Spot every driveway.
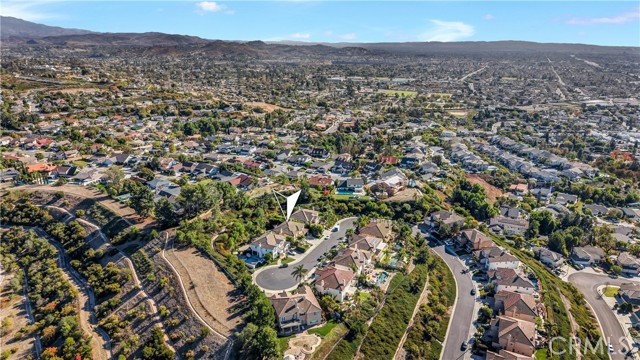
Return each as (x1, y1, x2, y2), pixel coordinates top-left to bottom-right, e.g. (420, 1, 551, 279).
(254, 217, 356, 291)
(567, 272, 640, 359)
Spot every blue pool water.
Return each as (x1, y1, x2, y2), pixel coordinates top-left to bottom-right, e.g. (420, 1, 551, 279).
(376, 271, 389, 285)
(336, 189, 354, 195)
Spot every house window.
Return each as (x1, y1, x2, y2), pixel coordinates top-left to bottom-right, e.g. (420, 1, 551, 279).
(281, 316, 286, 322)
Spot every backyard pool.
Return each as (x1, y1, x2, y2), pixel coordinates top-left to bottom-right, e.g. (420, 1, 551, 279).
(376, 271, 390, 285)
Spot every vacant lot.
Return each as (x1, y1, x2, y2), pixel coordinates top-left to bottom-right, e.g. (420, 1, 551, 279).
(465, 174, 503, 204)
(164, 244, 243, 336)
(0, 273, 35, 360)
(245, 101, 289, 113)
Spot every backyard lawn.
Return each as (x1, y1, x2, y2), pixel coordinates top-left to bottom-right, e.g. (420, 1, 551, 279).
(309, 320, 338, 338)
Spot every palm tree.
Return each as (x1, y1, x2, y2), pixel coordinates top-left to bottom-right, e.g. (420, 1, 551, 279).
(292, 264, 308, 284)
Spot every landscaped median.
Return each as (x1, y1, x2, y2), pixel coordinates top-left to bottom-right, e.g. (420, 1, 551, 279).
(491, 235, 608, 360)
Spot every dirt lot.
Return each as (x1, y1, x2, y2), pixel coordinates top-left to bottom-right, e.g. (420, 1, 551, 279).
(465, 174, 503, 204)
(244, 102, 289, 113)
(0, 273, 36, 360)
(384, 188, 423, 203)
(163, 244, 243, 336)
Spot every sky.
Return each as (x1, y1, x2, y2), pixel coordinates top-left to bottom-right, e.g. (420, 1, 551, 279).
(1, 1, 639, 46)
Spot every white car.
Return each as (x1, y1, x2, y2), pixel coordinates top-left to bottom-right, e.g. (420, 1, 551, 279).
(608, 344, 614, 352)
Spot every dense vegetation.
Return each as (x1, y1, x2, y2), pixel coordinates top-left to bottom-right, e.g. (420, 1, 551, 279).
(0, 228, 93, 360)
(404, 252, 456, 360)
(359, 258, 430, 359)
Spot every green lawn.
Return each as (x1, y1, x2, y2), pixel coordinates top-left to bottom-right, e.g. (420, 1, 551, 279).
(535, 348, 548, 360)
(308, 320, 338, 338)
(281, 257, 295, 264)
(603, 286, 619, 297)
(310, 323, 349, 360)
(278, 335, 293, 352)
(380, 89, 417, 97)
(72, 160, 89, 168)
(333, 194, 355, 200)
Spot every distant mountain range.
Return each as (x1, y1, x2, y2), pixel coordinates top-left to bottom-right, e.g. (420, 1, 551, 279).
(0, 16, 94, 38)
(2, 16, 637, 57)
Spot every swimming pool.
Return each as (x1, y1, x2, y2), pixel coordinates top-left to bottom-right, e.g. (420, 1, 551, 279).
(376, 271, 389, 285)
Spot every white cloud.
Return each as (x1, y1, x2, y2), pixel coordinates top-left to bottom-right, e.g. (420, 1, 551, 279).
(419, 20, 475, 42)
(196, 2, 226, 13)
(290, 32, 311, 39)
(483, 14, 494, 21)
(0, 0, 59, 21)
(335, 33, 357, 40)
(566, 8, 639, 25)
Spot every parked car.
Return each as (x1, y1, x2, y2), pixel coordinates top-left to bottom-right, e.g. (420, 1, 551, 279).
(460, 341, 468, 351)
(608, 344, 614, 352)
(470, 288, 476, 296)
(280, 263, 289, 268)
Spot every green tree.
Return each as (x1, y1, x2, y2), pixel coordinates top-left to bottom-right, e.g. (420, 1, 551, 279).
(155, 198, 177, 227)
(130, 185, 155, 217)
(236, 324, 281, 360)
(291, 264, 309, 284)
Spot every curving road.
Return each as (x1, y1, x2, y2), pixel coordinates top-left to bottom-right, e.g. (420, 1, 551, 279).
(254, 218, 356, 291)
(567, 272, 640, 360)
(431, 242, 476, 360)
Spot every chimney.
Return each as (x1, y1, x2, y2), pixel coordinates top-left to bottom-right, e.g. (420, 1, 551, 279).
(342, 279, 346, 287)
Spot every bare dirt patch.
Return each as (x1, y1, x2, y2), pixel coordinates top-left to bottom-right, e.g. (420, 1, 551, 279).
(164, 244, 243, 336)
(383, 188, 423, 203)
(286, 333, 322, 357)
(245, 102, 289, 113)
(465, 174, 503, 204)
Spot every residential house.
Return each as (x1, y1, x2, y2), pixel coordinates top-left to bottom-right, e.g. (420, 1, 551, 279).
(532, 247, 565, 269)
(584, 204, 608, 217)
(273, 221, 308, 238)
(486, 349, 532, 360)
(269, 285, 322, 334)
(309, 175, 333, 187)
(509, 183, 529, 196)
(490, 316, 536, 356)
(456, 229, 495, 251)
(618, 283, 640, 305)
(488, 268, 535, 294)
(489, 216, 529, 236)
(313, 265, 356, 302)
(70, 170, 103, 186)
(425, 210, 465, 233)
(570, 246, 605, 266)
(359, 220, 393, 241)
(530, 188, 552, 203)
(289, 209, 321, 225)
(349, 235, 387, 258)
(249, 232, 289, 259)
(333, 248, 372, 274)
(617, 252, 640, 276)
(336, 178, 364, 194)
(555, 193, 578, 205)
(494, 291, 538, 323)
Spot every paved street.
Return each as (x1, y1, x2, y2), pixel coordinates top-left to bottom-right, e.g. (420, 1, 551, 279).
(431, 242, 477, 360)
(254, 218, 356, 291)
(567, 272, 640, 360)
